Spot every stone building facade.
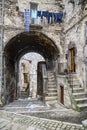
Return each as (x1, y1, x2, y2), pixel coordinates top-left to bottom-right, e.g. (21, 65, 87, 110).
(0, 0, 87, 110)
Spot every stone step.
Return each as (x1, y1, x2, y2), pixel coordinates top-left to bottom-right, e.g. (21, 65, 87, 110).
(45, 96, 58, 101)
(20, 91, 29, 98)
(48, 82, 56, 85)
(73, 92, 87, 98)
(48, 76, 55, 79)
(48, 85, 57, 88)
(77, 103, 87, 111)
(68, 78, 79, 82)
(75, 98, 87, 104)
(48, 78, 55, 82)
(47, 92, 57, 96)
(73, 88, 84, 93)
(70, 84, 80, 88)
(48, 88, 57, 92)
(47, 72, 54, 74)
(69, 82, 80, 86)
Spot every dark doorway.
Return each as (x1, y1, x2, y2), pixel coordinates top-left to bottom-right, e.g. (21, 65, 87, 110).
(70, 47, 76, 72)
(37, 61, 46, 100)
(60, 85, 64, 104)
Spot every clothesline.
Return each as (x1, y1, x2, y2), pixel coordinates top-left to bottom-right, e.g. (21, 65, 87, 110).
(19, 10, 63, 23)
(37, 11, 63, 23)
(23, 9, 63, 32)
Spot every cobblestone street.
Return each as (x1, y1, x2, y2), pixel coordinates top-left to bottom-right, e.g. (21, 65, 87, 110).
(0, 98, 86, 129)
(0, 110, 84, 130)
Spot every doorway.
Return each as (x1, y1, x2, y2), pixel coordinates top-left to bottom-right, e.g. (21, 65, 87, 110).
(69, 47, 76, 72)
(60, 85, 64, 104)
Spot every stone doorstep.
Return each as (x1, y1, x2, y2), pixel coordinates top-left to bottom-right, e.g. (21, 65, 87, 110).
(77, 103, 87, 108)
(75, 98, 87, 102)
(82, 119, 87, 129)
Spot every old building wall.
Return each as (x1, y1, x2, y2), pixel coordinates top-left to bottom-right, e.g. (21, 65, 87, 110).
(4, 0, 63, 54)
(63, 0, 87, 89)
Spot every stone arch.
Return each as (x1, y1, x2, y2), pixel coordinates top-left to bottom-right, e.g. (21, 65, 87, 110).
(3, 31, 60, 103)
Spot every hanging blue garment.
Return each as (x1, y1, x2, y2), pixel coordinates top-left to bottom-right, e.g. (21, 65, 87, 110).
(42, 11, 47, 17)
(53, 13, 57, 23)
(54, 13, 63, 23)
(47, 12, 52, 23)
(49, 12, 52, 17)
(37, 11, 41, 17)
(57, 13, 63, 23)
(24, 9, 30, 32)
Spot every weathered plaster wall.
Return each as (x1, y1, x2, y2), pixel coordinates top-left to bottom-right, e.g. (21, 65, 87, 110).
(4, 0, 63, 54)
(63, 0, 87, 88)
(57, 75, 71, 108)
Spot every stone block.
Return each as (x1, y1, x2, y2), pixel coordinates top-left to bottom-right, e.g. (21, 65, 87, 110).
(82, 119, 87, 130)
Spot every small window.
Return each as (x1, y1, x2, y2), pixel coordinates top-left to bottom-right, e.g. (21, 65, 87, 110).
(30, 3, 38, 24)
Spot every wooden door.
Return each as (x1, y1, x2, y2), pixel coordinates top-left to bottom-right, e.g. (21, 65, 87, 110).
(70, 48, 75, 72)
(60, 86, 64, 104)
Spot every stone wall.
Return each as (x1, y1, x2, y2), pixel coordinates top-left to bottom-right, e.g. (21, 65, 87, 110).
(63, 0, 87, 90)
(4, 0, 63, 54)
(57, 75, 71, 108)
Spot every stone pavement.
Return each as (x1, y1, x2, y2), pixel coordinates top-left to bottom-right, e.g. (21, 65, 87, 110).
(3, 98, 67, 113)
(3, 98, 87, 124)
(0, 110, 84, 130)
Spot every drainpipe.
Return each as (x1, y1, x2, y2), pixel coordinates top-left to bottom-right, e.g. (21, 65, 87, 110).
(0, 0, 5, 106)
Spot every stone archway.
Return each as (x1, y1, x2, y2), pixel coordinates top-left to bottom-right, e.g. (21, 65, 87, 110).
(3, 31, 60, 103)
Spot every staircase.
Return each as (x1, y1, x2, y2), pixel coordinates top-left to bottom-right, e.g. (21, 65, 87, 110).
(68, 75, 87, 111)
(20, 90, 29, 98)
(45, 71, 58, 102)
(20, 85, 29, 98)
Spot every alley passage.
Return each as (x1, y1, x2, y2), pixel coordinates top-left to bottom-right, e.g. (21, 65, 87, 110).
(1, 98, 87, 127)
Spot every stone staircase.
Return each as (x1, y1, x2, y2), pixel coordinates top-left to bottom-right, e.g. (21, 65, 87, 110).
(45, 71, 58, 102)
(68, 75, 87, 111)
(20, 90, 29, 98)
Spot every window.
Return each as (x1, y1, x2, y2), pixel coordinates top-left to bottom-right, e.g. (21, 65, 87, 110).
(30, 3, 38, 24)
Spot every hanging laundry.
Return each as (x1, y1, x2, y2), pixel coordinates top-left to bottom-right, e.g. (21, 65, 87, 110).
(48, 12, 52, 23)
(54, 13, 63, 23)
(57, 13, 63, 23)
(53, 13, 57, 23)
(31, 10, 37, 18)
(37, 10, 63, 24)
(37, 11, 41, 17)
(24, 9, 30, 32)
(42, 11, 47, 17)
